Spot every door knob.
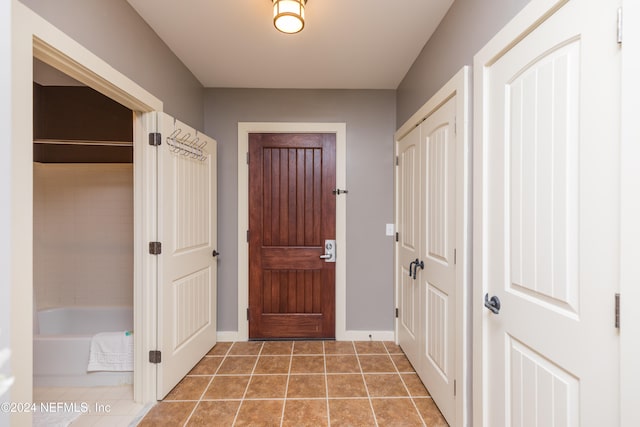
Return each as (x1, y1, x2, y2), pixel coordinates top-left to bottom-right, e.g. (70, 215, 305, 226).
(484, 293, 501, 314)
(408, 260, 416, 277)
(212, 250, 220, 257)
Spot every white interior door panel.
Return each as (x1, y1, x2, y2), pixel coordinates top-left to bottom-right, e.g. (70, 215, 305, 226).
(396, 125, 422, 367)
(154, 112, 218, 399)
(475, 0, 621, 424)
(418, 96, 457, 423)
(396, 96, 458, 425)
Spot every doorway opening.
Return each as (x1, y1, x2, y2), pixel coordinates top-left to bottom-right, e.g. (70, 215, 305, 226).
(26, 30, 163, 406)
(31, 58, 139, 421)
(8, 12, 165, 416)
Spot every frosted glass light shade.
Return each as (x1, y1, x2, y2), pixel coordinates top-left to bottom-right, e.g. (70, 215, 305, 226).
(273, 0, 306, 34)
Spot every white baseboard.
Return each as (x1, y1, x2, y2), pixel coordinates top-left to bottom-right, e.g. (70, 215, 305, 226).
(341, 330, 395, 341)
(216, 331, 240, 342)
(216, 330, 395, 342)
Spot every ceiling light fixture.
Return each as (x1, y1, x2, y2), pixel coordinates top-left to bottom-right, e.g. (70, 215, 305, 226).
(272, 0, 307, 34)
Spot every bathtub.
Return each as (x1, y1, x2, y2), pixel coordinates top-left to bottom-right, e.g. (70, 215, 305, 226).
(33, 306, 134, 387)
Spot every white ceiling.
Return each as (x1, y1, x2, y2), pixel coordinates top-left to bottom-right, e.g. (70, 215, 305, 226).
(126, 0, 454, 90)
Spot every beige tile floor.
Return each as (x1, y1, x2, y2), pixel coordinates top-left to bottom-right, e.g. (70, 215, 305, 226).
(33, 384, 145, 426)
(139, 341, 449, 426)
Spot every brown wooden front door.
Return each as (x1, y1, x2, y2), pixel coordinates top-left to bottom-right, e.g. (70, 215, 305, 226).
(249, 133, 336, 339)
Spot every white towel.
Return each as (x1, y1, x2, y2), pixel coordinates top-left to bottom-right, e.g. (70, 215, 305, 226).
(87, 331, 133, 372)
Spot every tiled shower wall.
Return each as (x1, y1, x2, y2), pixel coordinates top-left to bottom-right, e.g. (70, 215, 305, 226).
(33, 163, 133, 311)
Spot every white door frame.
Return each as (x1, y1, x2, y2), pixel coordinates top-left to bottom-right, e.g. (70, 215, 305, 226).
(394, 66, 471, 426)
(237, 122, 347, 341)
(10, 3, 163, 418)
(620, 0, 640, 425)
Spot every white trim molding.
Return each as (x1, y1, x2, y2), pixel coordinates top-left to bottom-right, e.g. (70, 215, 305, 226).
(341, 330, 395, 342)
(217, 331, 241, 342)
(237, 122, 347, 341)
(620, 1, 640, 425)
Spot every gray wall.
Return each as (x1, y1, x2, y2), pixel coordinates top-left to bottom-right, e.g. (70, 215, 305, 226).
(1, 0, 11, 421)
(19, 0, 204, 129)
(396, 0, 530, 126)
(17, 0, 534, 336)
(204, 89, 397, 332)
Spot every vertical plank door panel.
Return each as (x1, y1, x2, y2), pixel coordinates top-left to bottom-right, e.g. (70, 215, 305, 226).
(249, 133, 336, 338)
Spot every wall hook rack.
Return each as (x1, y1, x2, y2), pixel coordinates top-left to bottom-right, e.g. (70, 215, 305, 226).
(165, 127, 208, 162)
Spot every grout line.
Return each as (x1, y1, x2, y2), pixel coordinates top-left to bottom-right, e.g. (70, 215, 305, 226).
(178, 396, 397, 402)
(230, 341, 264, 426)
(228, 342, 247, 427)
(354, 341, 379, 427)
(391, 347, 427, 426)
(279, 341, 295, 427)
(323, 341, 331, 427)
(182, 343, 234, 427)
(188, 396, 423, 402)
(181, 377, 212, 427)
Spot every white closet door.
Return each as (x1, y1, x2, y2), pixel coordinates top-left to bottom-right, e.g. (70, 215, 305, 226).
(475, 0, 621, 424)
(396, 96, 458, 425)
(155, 112, 218, 399)
(418, 96, 457, 424)
(396, 125, 422, 365)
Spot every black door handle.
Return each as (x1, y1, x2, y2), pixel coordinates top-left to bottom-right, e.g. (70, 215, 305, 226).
(484, 293, 501, 314)
(409, 260, 416, 277)
(212, 250, 220, 257)
(412, 258, 424, 280)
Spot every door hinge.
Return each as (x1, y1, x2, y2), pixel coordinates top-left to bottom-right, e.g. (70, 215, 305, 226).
(246, 230, 250, 242)
(395, 308, 399, 318)
(149, 241, 162, 255)
(615, 293, 621, 329)
(454, 379, 457, 396)
(246, 152, 249, 164)
(454, 249, 457, 265)
(149, 350, 161, 364)
(247, 308, 250, 321)
(149, 132, 161, 146)
(395, 232, 399, 242)
(617, 7, 623, 44)
(454, 117, 457, 135)
(395, 156, 399, 166)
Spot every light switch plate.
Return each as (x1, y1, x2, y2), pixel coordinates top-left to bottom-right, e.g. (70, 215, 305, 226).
(386, 223, 395, 236)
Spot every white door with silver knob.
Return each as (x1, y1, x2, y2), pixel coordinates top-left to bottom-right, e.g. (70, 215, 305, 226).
(474, 0, 621, 424)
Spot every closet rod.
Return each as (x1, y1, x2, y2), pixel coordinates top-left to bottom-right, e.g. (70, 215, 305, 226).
(33, 139, 133, 147)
